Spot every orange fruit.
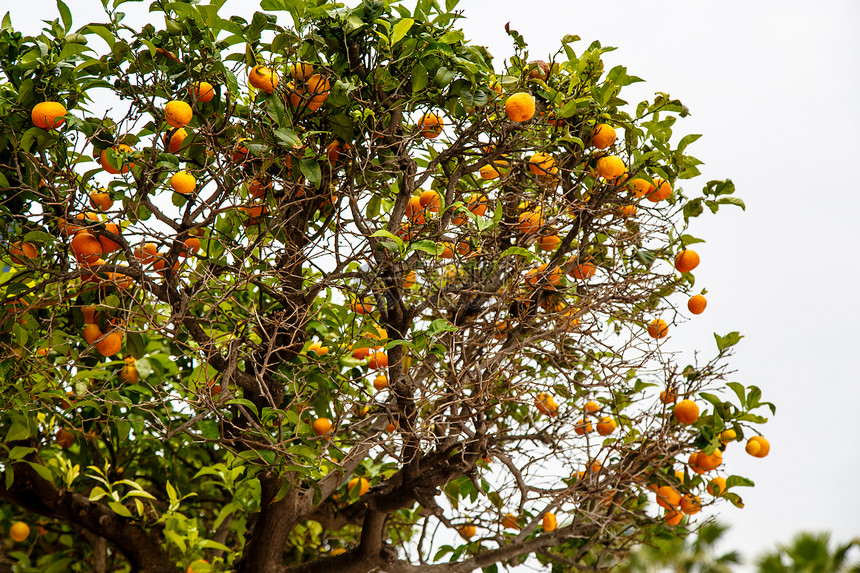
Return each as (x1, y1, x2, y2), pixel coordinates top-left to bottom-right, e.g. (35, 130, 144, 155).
(590, 124, 616, 149)
(655, 485, 681, 509)
(596, 416, 617, 435)
(82, 306, 98, 324)
(480, 162, 502, 179)
(312, 417, 332, 436)
(135, 243, 159, 266)
(307, 342, 329, 356)
(120, 357, 139, 383)
(534, 392, 558, 417)
(458, 524, 476, 540)
(290, 62, 314, 79)
(351, 302, 374, 315)
(574, 418, 593, 435)
(9, 521, 30, 542)
(182, 237, 201, 256)
(504, 92, 535, 122)
(418, 113, 443, 138)
(170, 170, 196, 194)
(164, 128, 188, 154)
(687, 294, 707, 315)
(439, 242, 455, 259)
(373, 374, 389, 390)
(680, 495, 701, 515)
(403, 270, 416, 289)
(596, 155, 626, 181)
(418, 190, 440, 213)
(9, 241, 38, 265)
(673, 399, 699, 425)
(96, 331, 123, 357)
(527, 59, 550, 80)
(746, 436, 770, 458)
(538, 234, 561, 251)
(675, 250, 700, 273)
(99, 223, 121, 254)
(719, 428, 737, 443)
(659, 389, 675, 404)
(528, 153, 558, 179)
(542, 512, 557, 532)
(71, 232, 103, 266)
(248, 179, 269, 199)
(83, 323, 103, 344)
(348, 477, 369, 496)
(186, 559, 209, 573)
(190, 81, 215, 103)
(664, 509, 683, 526)
(406, 196, 425, 224)
(569, 261, 596, 280)
(164, 100, 193, 128)
(31, 101, 67, 129)
(367, 350, 388, 369)
(306, 74, 330, 102)
(618, 204, 638, 217)
(584, 401, 600, 414)
(501, 513, 520, 530)
(707, 476, 727, 496)
(628, 178, 655, 198)
(249, 65, 278, 93)
(517, 210, 542, 234)
(647, 318, 669, 339)
(89, 190, 113, 211)
(688, 452, 706, 475)
(100, 144, 134, 174)
(696, 449, 723, 471)
(525, 263, 561, 288)
(468, 194, 489, 216)
(351, 346, 373, 360)
(647, 178, 672, 202)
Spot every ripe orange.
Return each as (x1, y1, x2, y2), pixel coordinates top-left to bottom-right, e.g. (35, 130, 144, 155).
(418, 113, 443, 138)
(618, 204, 638, 217)
(505, 92, 535, 122)
(655, 485, 681, 509)
(351, 346, 373, 360)
(290, 62, 314, 79)
(480, 162, 503, 179)
(528, 153, 558, 179)
(186, 559, 209, 573)
(590, 124, 616, 149)
(89, 190, 113, 211)
(351, 302, 374, 315)
(675, 250, 700, 273)
(249, 65, 278, 93)
(501, 513, 520, 530)
(468, 193, 489, 216)
(745, 436, 770, 458)
(367, 350, 388, 369)
(697, 449, 723, 471)
(647, 318, 669, 339)
(419, 189, 441, 212)
(596, 416, 617, 435)
(584, 401, 600, 414)
(628, 178, 655, 198)
(373, 374, 388, 390)
(164, 100, 193, 128)
(165, 128, 188, 154)
(688, 294, 707, 315)
(680, 494, 701, 515)
(32, 101, 67, 129)
(403, 270, 417, 289)
(10, 241, 38, 265)
(673, 399, 700, 425)
(190, 81, 215, 103)
(307, 342, 329, 356)
(98, 223, 121, 254)
(664, 509, 683, 526)
(306, 74, 330, 106)
(83, 323, 103, 344)
(542, 512, 557, 532)
(182, 237, 201, 256)
(120, 356, 139, 383)
(574, 418, 593, 435)
(517, 210, 542, 234)
(406, 196, 425, 224)
(719, 428, 737, 443)
(538, 234, 561, 251)
(439, 242, 455, 259)
(659, 389, 675, 404)
(312, 417, 332, 436)
(170, 170, 196, 194)
(534, 392, 558, 417)
(458, 524, 476, 540)
(71, 232, 103, 266)
(9, 521, 30, 542)
(348, 477, 370, 496)
(707, 476, 727, 496)
(596, 155, 626, 181)
(525, 263, 561, 288)
(688, 452, 706, 475)
(569, 261, 596, 280)
(100, 144, 134, 174)
(135, 243, 159, 266)
(647, 178, 672, 202)
(96, 331, 123, 357)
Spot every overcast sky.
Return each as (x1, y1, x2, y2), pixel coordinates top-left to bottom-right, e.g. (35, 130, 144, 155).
(7, 0, 860, 567)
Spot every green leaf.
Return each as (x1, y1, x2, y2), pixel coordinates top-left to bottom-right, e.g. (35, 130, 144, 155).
(411, 63, 428, 94)
(391, 18, 414, 46)
(726, 382, 746, 407)
(299, 158, 321, 188)
(726, 475, 754, 489)
(126, 331, 145, 359)
(714, 331, 743, 352)
(164, 529, 187, 552)
(56, 0, 72, 31)
(85, 25, 116, 49)
(717, 196, 746, 210)
(369, 229, 404, 250)
(500, 246, 537, 262)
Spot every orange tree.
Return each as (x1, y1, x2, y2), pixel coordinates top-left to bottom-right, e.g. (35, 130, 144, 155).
(0, 0, 772, 572)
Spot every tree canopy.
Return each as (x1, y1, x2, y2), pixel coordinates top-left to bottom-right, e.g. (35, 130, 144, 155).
(0, 0, 772, 572)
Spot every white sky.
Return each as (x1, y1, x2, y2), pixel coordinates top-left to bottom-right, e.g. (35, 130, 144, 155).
(7, 0, 860, 567)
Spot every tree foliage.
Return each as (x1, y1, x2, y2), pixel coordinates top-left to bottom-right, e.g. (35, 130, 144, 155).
(0, 0, 770, 571)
